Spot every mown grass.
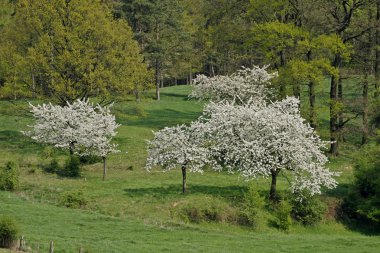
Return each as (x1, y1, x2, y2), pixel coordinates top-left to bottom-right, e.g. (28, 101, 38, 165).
(0, 82, 379, 252)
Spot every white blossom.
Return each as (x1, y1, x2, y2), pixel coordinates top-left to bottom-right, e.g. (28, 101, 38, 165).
(199, 97, 338, 196)
(145, 121, 219, 173)
(190, 66, 277, 103)
(23, 99, 120, 158)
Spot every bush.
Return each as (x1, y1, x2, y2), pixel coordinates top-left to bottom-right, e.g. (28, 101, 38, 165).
(176, 197, 237, 224)
(273, 200, 292, 231)
(60, 190, 88, 208)
(59, 156, 81, 177)
(0, 161, 20, 191)
(0, 216, 19, 248)
(43, 158, 60, 173)
(291, 191, 326, 225)
(79, 155, 102, 165)
(238, 185, 265, 227)
(343, 142, 380, 223)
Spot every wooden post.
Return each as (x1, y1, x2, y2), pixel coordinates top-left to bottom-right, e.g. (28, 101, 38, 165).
(102, 156, 106, 181)
(79, 246, 84, 253)
(49, 241, 54, 253)
(37, 243, 40, 252)
(19, 235, 25, 251)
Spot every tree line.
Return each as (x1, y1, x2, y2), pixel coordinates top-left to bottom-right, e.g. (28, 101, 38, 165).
(0, 0, 379, 156)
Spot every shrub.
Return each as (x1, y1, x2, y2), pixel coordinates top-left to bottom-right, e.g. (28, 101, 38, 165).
(0, 161, 20, 191)
(79, 155, 102, 165)
(343, 142, 380, 223)
(60, 190, 88, 208)
(273, 200, 292, 231)
(238, 185, 265, 227)
(59, 156, 81, 177)
(0, 216, 19, 248)
(43, 158, 61, 173)
(291, 191, 326, 225)
(176, 197, 237, 224)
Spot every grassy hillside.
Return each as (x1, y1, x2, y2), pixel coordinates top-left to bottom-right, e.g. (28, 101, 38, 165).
(0, 84, 379, 252)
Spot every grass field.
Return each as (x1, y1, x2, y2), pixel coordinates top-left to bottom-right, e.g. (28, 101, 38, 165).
(1, 83, 380, 252)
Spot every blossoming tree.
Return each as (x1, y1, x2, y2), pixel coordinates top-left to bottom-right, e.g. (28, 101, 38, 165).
(146, 122, 218, 193)
(200, 97, 338, 200)
(24, 99, 120, 180)
(190, 65, 276, 103)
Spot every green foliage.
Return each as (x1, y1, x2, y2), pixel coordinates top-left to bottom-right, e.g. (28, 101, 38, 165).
(291, 191, 326, 226)
(344, 142, 380, 223)
(176, 197, 237, 224)
(273, 200, 292, 231)
(238, 185, 265, 227)
(60, 190, 88, 209)
(0, 161, 19, 191)
(0, 216, 19, 249)
(0, 0, 151, 102)
(249, 21, 307, 65)
(60, 156, 81, 178)
(43, 158, 60, 174)
(79, 155, 102, 165)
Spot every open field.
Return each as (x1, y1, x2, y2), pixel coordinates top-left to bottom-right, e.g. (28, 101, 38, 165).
(1, 83, 380, 252)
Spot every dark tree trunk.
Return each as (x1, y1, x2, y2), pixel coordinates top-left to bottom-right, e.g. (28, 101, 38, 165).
(362, 74, 369, 145)
(189, 65, 193, 85)
(330, 55, 341, 156)
(181, 165, 187, 194)
(69, 141, 75, 156)
(269, 169, 280, 202)
(102, 156, 106, 181)
(375, 0, 380, 98)
(337, 76, 345, 142)
(279, 50, 286, 99)
(308, 81, 317, 128)
(155, 59, 160, 101)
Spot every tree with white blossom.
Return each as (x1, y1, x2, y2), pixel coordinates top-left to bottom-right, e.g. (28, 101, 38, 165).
(146, 121, 217, 193)
(190, 66, 277, 103)
(23, 99, 120, 180)
(199, 97, 338, 200)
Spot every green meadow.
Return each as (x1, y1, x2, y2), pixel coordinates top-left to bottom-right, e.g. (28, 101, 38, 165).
(1, 84, 380, 252)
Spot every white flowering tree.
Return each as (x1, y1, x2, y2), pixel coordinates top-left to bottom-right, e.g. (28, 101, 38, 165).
(146, 122, 217, 193)
(24, 99, 120, 180)
(190, 66, 277, 103)
(200, 97, 338, 200)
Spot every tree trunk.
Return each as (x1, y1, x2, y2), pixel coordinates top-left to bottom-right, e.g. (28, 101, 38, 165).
(69, 141, 75, 156)
(189, 65, 193, 85)
(155, 59, 160, 101)
(362, 74, 369, 145)
(279, 50, 286, 99)
(375, 0, 380, 98)
(329, 55, 341, 156)
(338, 75, 344, 142)
(308, 81, 317, 128)
(102, 156, 106, 181)
(181, 165, 186, 194)
(269, 169, 279, 202)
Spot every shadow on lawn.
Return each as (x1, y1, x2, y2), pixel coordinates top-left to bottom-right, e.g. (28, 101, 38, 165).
(123, 184, 247, 200)
(0, 130, 43, 152)
(127, 109, 202, 129)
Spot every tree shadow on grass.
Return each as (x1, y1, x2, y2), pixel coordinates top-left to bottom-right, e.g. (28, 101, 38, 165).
(127, 109, 202, 129)
(123, 184, 247, 200)
(0, 130, 44, 153)
(160, 92, 190, 100)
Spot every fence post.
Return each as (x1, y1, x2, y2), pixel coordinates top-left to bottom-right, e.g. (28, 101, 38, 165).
(19, 235, 25, 251)
(79, 246, 84, 253)
(49, 241, 54, 253)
